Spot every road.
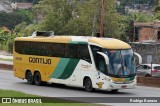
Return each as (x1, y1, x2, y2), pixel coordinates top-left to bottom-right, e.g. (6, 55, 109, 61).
(0, 60, 13, 65)
(0, 69, 160, 106)
(0, 55, 13, 59)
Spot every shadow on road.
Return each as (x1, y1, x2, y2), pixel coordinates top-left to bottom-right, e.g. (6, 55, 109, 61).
(16, 81, 135, 96)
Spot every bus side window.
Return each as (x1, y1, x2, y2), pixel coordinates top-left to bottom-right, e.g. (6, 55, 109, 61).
(78, 44, 91, 63)
(65, 44, 78, 58)
(23, 42, 30, 55)
(52, 43, 65, 57)
(15, 41, 23, 54)
(30, 42, 41, 56)
(41, 43, 51, 56)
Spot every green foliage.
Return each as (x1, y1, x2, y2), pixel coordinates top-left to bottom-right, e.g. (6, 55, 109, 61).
(127, 12, 155, 22)
(32, 0, 126, 38)
(0, 10, 33, 29)
(103, 0, 127, 38)
(14, 22, 27, 33)
(153, 5, 160, 20)
(14, 22, 39, 37)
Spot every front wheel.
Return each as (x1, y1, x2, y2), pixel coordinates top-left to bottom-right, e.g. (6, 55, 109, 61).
(111, 89, 119, 93)
(84, 78, 94, 92)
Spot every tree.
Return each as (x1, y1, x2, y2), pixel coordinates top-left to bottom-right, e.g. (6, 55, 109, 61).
(124, 12, 155, 41)
(0, 11, 33, 29)
(33, 0, 74, 34)
(153, 4, 160, 20)
(127, 12, 154, 22)
(103, 0, 127, 38)
(33, 0, 126, 38)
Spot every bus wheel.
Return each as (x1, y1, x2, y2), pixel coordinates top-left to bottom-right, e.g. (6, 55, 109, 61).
(26, 71, 34, 84)
(34, 72, 43, 86)
(111, 89, 119, 93)
(145, 74, 151, 77)
(84, 78, 94, 92)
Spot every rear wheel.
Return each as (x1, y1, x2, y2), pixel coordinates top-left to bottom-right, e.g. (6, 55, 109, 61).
(26, 71, 34, 84)
(34, 72, 43, 86)
(84, 78, 94, 92)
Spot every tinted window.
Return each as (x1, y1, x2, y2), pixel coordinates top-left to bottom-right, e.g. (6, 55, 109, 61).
(23, 42, 30, 54)
(137, 65, 143, 70)
(41, 43, 51, 56)
(15, 41, 23, 54)
(78, 45, 91, 63)
(30, 42, 41, 55)
(143, 65, 151, 69)
(154, 66, 160, 70)
(15, 41, 91, 63)
(52, 43, 65, 57)
(65, 44, 78, 58)
(90, 45, 102, 62)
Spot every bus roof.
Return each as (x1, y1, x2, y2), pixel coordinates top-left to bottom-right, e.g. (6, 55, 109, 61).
(15, 36, 131, 49)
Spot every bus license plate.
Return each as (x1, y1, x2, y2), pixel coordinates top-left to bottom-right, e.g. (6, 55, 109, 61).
(111, 78, 125, 82)
(121, 85, 127, 88)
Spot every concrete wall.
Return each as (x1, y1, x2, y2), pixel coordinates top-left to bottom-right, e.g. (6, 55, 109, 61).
(131, 43, 160, 64)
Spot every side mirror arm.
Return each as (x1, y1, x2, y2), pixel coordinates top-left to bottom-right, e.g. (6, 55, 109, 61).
(97, 52, 109, 64)
(134, 52, 142, 64)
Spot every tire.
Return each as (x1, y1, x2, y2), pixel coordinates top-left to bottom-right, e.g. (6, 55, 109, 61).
(145, 74, 151, 77)
(26, 71, 34, 84)
(34, 72, 43, 86)
(84, 78, 94, 92)
(111, 89, 119, 93)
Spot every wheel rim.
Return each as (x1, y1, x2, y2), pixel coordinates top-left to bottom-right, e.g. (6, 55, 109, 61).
(86, 80, 91, 90)
(35, 74, 40, 83)
(34, 72, 42, 85)
(27, 72, 32, 83)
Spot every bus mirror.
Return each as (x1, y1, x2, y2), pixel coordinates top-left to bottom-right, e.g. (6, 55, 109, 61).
(97, 52, 109, 65)
(134, 52, 142, 64)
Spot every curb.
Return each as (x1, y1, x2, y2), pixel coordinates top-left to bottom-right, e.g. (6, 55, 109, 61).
(137, 76, 160, 87)
(0, 64, 13, 70)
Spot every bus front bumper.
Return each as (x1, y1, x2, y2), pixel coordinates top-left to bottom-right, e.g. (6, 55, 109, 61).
(106, 81, 136, 90)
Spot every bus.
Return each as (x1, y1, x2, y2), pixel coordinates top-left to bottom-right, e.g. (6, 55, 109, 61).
(14, 31, 142, 92)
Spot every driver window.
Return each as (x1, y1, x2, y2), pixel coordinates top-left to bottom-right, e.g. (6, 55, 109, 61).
(90, 45, 102, 62)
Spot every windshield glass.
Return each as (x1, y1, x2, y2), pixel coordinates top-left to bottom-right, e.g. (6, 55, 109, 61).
(104, 49, 136, 77)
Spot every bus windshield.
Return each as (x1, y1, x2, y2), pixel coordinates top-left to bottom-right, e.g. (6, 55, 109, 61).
(103, 49, 136, 77)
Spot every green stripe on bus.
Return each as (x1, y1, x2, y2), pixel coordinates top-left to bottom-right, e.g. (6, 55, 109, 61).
(59, 59, 80, 79)
(50, 58, 70, 78)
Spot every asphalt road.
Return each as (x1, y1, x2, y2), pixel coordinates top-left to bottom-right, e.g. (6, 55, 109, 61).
(0, 69, 160, 106)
